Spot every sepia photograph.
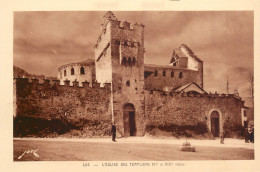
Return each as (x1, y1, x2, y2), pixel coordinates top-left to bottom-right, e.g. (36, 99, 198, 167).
(12, 10, 255, 162)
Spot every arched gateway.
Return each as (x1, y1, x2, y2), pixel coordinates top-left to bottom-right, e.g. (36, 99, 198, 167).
(210, 111, 220, 137)
(123, 103, 136, 136)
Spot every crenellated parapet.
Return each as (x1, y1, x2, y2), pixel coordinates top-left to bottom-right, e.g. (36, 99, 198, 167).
(145, 89, 243, 101)
(13, 77, 111, 91)
(94, 11, 144, 48)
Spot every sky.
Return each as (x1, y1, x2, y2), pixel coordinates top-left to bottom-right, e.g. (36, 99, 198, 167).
(13, 11, 254, 97)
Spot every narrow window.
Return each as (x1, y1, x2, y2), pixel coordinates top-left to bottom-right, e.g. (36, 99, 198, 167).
(122, 57, 127, 65)
(124, 41, 127, 46)
(80, 67, 85, 74)
(126, 80, 130, 86)
(154, 70, 158, 77)
(64, 69, 67, 77)
(128, 57, 132, 65)
(179, 72, 183, 78)
(71, 67, 75, 75)
(244, 110, 247, 117)
(132, 57, 136, 65)
(171, 71, 174, 77)
(163, 70, 166, 77)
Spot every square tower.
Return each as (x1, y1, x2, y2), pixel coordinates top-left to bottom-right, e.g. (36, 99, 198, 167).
(94, 12, 146, 136)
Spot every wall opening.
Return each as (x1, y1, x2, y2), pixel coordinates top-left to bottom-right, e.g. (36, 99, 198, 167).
(64, 70, 66, 77)
(128, 57, 132, 65)
(171, 71, 174, 77)
(123, 103, 136, 137)
(163, 70, 166, 76)
(122, 57, 127, 66)
(132, 57, 136, 65)
(126, 80, 130, 86)
(179, 72, 183, 78)
(154, 70, 158, 77)
(71, 68, 75, 75)
(210, 111, 220, 137)
(80, 67, 85, 74)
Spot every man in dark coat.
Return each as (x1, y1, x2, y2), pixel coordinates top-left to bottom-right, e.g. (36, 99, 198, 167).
(220, 130, 225, 144)
(111, 123, 116, 142)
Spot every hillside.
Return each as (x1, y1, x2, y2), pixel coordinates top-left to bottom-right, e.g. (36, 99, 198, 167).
(13, 65, 57, 81)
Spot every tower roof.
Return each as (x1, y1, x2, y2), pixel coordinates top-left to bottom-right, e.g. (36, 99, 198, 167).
(169, 44, 203, 64)
(103, 11, 117, 21)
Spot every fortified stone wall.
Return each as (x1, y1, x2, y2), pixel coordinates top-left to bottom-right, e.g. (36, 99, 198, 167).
(144, 64, 203, 91)
(14, 78, 112, 136)
(145, 90, 244, 136)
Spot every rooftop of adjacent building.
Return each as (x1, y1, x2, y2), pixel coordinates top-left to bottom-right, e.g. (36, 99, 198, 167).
(242, 97, 254, 107)
(58, 59, 95, 71)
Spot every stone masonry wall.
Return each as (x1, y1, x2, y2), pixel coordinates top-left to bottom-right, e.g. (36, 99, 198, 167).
(145, 90, 244, 137)
(144, 65, 203, 91)
(14, 78, 112, 137)
(94, 22, 113, 85)
(58, 63, 95, 87)
(109, 20, 146, 136)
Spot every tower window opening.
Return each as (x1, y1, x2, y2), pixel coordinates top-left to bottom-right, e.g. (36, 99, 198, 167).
(71, 67, 75, 75)
(128, 57, 132, 65)
(132, 57, 136, 65)
(179, 72, 183, 78)
(122, 57, 127, 65)
(126, 80, 130, 86)
(244, 110, 247, 117)
(64, 69, 67, 77)
(124, 41, 127, 46)
(154, 70, 158, 77)
(163, 70, 166, 77)
(80, 67, 85, 74)
(171, 71, 174, 77)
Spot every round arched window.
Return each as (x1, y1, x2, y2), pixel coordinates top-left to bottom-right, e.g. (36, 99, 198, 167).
(163, 70, 166, 77)
(132, 57, 136, 65)
(80, 67, 85, 74)
(128, 57, 131, 65)
(71, 68, 75, 75)
(122, 57, 127, 65)
(179, 72, 183, 78)
(154, 70, 158, 77)
(171, 71, 174, 77)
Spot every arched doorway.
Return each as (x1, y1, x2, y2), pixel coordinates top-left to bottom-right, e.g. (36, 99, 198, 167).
(210, 111, 220, 137)
(123, 103, 136, 137)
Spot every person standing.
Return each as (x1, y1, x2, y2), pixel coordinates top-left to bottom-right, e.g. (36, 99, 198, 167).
(244, 127, 249, 143)
(111, 123, 116, 142)
(220, 130, 225, 144)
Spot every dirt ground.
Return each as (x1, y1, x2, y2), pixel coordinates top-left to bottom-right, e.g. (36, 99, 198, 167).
(13, 137, 254, 161)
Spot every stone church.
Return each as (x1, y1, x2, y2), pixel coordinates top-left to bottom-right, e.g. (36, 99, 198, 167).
(14, 11, 248, 138)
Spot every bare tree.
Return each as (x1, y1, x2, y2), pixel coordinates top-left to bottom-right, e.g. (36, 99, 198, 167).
(248, 72, 254, 106)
